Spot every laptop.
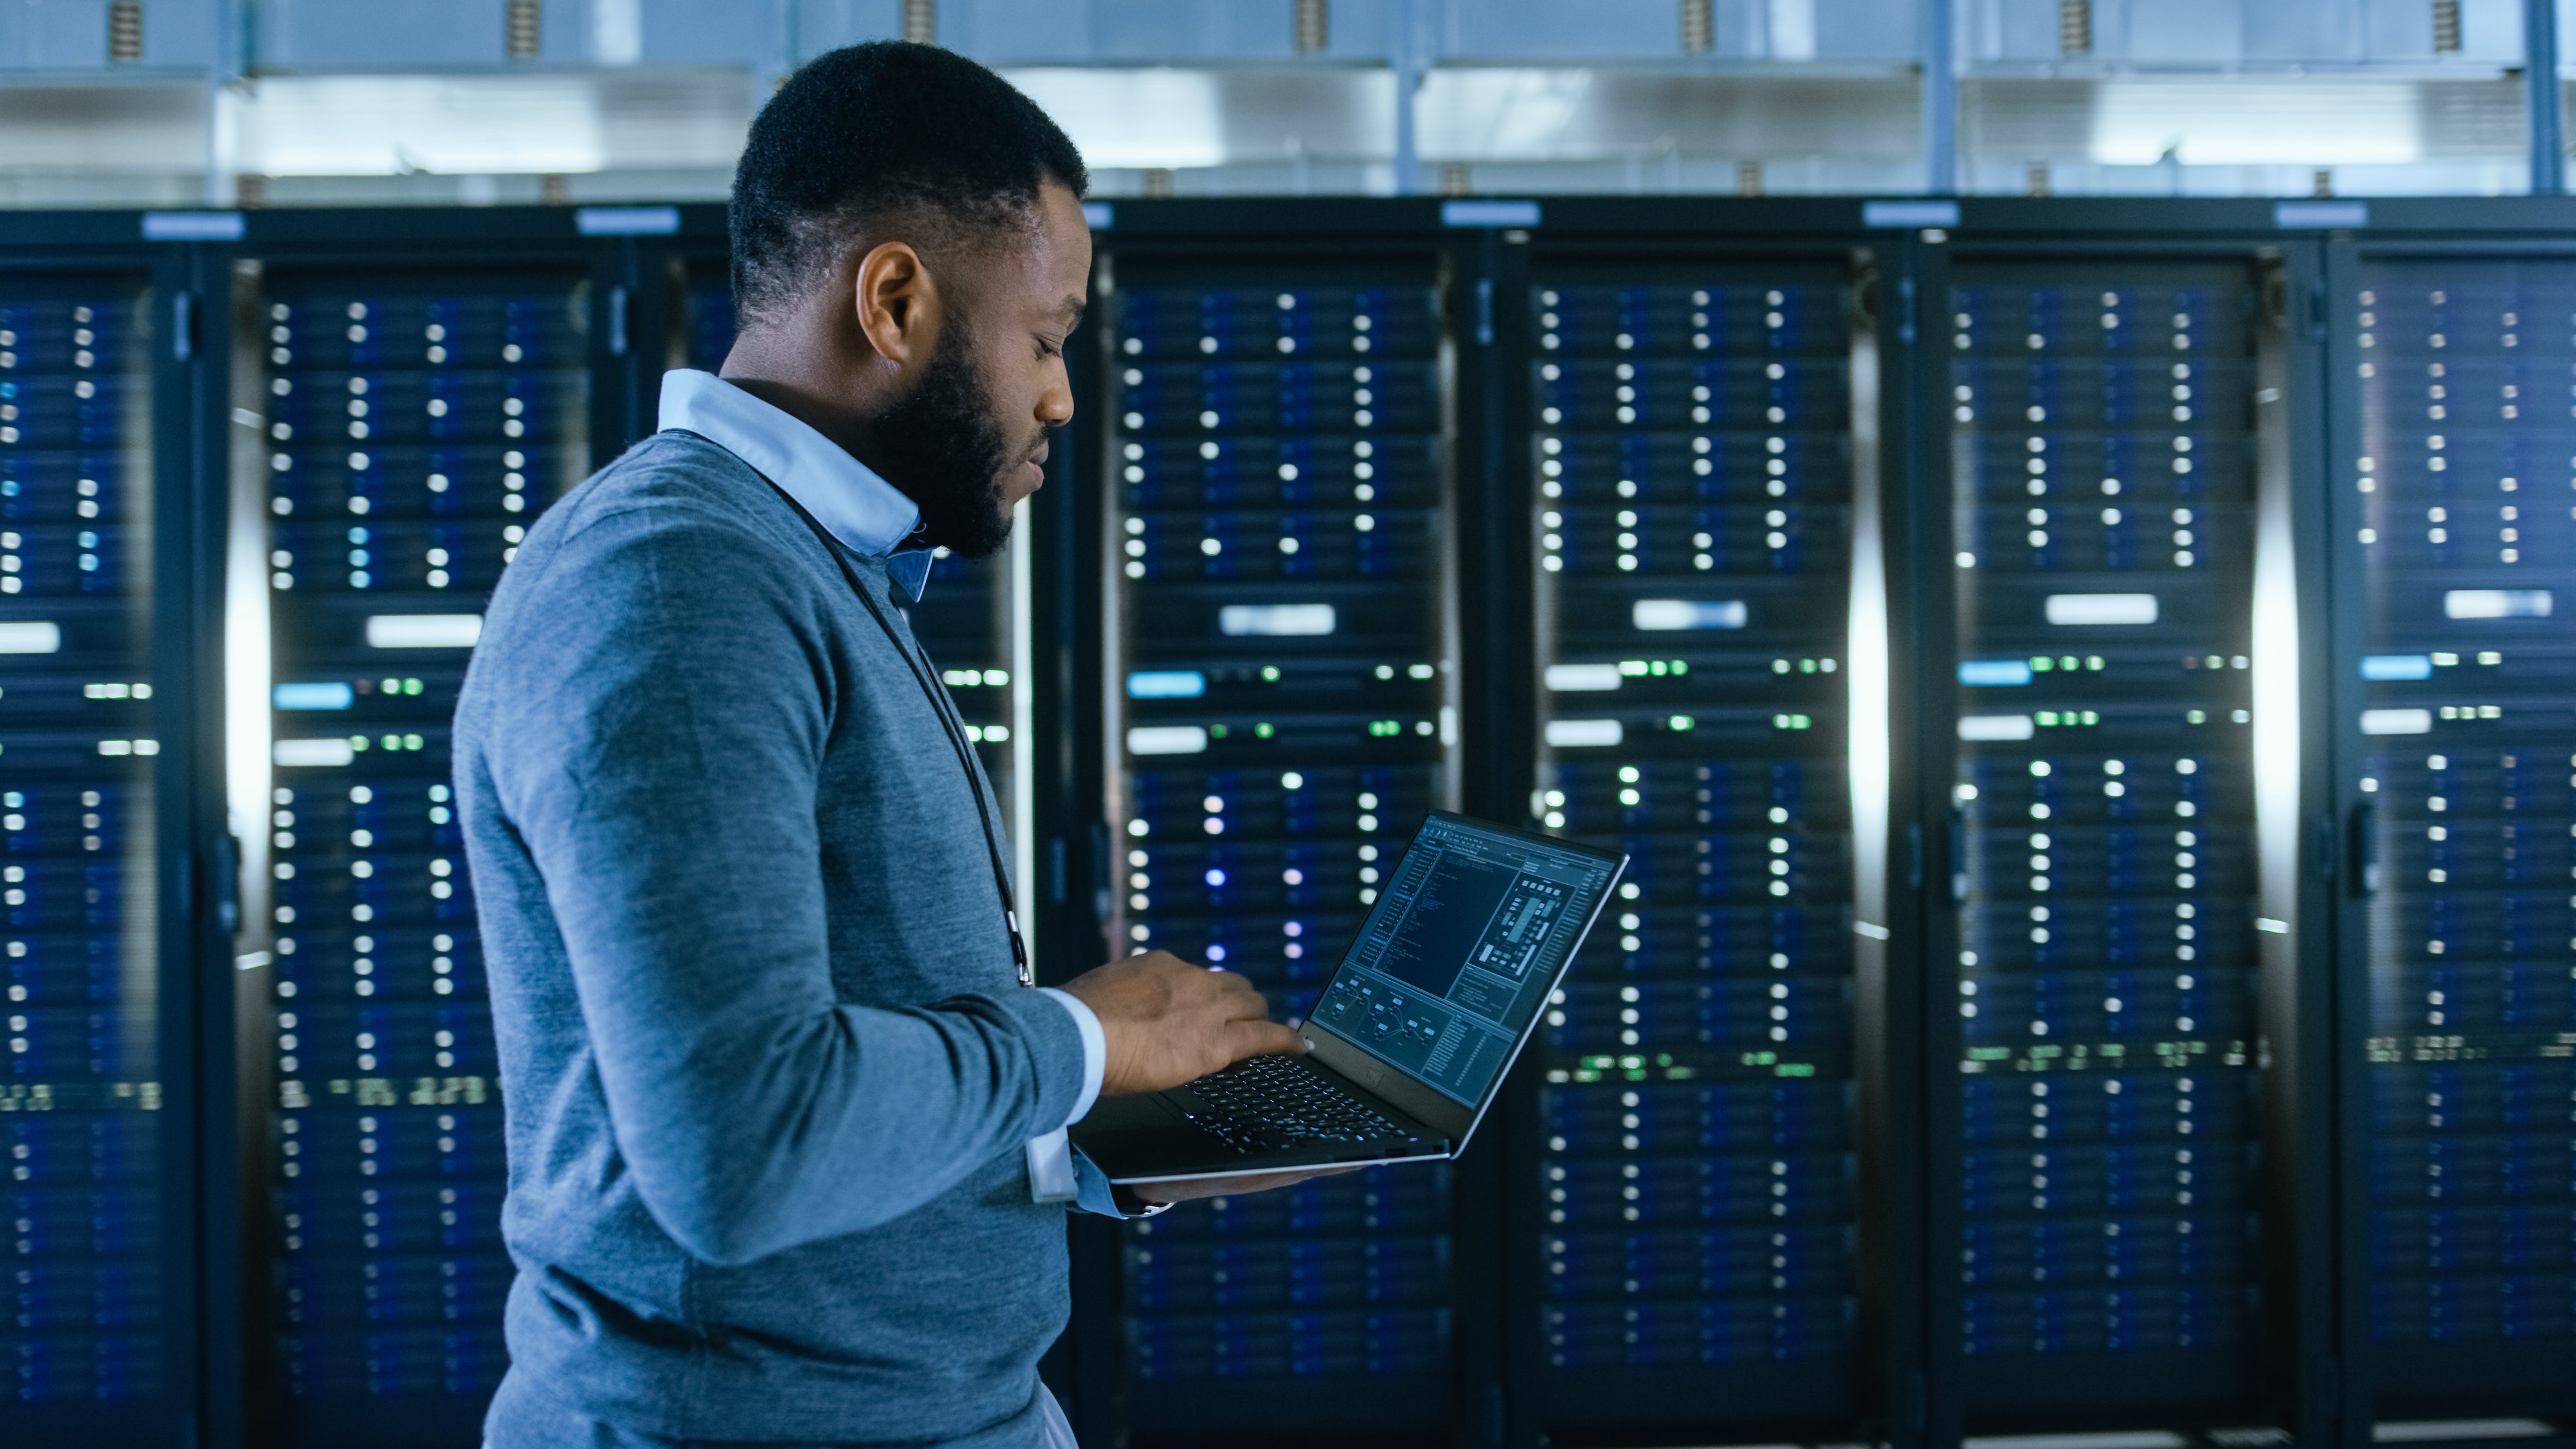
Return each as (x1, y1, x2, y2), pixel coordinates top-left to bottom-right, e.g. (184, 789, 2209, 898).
(1072, 810, 1628, 1184)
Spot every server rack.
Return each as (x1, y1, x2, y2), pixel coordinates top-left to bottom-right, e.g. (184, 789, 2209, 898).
(1493, 207, 1909, 1449)
(0, 223, 218, 1449)
(206, 213, 625, 1449)
(1081, 209, 1487, 1443)
(2324, 225, 2576, 1432)
(1918, 209, 2341, 1446)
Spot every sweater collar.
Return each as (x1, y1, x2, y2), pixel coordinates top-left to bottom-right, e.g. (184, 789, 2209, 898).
(656, 368, 935, 602)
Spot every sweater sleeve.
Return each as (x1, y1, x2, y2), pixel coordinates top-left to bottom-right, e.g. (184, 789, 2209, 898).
(470, 498, 1086, 1267)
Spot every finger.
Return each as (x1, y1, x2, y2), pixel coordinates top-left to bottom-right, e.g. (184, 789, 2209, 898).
(1226, 1019, 1307, 1061)
(1206, 972, 1273, 1015)
(1217, 989, 1276, 1024)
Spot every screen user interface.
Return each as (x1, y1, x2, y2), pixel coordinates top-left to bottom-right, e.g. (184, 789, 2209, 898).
(1309, 817, 1617, 1106)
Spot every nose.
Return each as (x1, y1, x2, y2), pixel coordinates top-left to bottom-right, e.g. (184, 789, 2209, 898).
(1036, 363, 1074, 428)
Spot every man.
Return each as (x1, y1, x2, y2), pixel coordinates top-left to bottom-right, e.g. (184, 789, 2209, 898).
(456, 42, 1319, 1449)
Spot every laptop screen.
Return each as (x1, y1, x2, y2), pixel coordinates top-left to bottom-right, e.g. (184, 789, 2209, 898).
(1305, 814, 1621, 1108)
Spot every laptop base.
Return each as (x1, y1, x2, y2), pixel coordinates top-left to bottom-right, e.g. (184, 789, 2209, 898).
(1070, 1065, 1453, 1185)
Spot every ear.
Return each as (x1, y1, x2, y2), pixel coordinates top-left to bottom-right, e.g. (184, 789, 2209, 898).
(851, 239, 942, 370)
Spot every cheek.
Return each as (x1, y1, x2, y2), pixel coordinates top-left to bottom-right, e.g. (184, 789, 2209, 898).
(975, 348, 1049, 421)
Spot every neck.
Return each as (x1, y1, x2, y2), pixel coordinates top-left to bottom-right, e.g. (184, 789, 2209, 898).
(718, 326, 895, 474)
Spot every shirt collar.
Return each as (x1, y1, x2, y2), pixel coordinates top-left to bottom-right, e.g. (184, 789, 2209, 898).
(657, 368, 936, 602)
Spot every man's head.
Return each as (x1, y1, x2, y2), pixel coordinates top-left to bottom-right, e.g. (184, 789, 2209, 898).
(727, 42, 1090, 556)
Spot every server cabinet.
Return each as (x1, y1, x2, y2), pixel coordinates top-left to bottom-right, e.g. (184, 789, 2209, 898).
(2326, 238, 2576, 1426)
(0, 236, 212, 1448)
(1500, 223, 1898, 1446)
(1926, 228, 2333, 1438)
(225, 229, 612, 1448)
(1090, 232, 1468, 1441)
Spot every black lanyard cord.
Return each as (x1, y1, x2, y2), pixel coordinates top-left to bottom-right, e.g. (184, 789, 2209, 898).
(765, 482, 1033, 989)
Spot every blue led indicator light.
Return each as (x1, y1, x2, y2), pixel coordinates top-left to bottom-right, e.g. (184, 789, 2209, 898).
(273, 682, 356, 710)
(1126, 669, 1208, 699)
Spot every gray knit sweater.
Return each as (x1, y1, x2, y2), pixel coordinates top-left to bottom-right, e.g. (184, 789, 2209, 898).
(453, 431, 1086, 1446)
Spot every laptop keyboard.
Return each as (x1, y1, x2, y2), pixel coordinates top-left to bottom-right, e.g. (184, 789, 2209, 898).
(1178, 1054, 1425, 1157)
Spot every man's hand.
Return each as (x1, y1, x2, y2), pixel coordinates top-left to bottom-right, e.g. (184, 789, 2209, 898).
(1059, 950, 1305, 1095)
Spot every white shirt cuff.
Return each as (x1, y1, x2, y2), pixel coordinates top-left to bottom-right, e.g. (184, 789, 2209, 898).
(1026, 989, 1106, 1206)
(1036, 986, 1105, 1130)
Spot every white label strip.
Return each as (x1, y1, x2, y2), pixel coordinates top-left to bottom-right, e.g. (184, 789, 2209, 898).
(274, 738, 357, 768)
(1544, 663, 1625, 692)
(1218, 603, 1336, 637)
(1126, 725, 1210, 756)
(0, 621, 62, 653)
(2044, 592, 2159, 626)
(365, 614, 484, 649)
(2443, 588, 2551, 620)
(1632, 598, 1748, 631)
(1959, 714, 2037, 742)
(2361, 708, 2433, 736)
(1544, 718, 1624, 748)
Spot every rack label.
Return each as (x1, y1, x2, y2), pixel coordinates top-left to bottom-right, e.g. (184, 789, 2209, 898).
(142, 211, 246, 241)
(1863, 200, 1959, 228)
(574, 206, 681, 236)
(1442, 200, 1542, 228)
(2273, 201, 2368, 229)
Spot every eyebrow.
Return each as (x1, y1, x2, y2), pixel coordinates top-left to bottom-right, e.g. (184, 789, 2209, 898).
(1059, 295, 1087, 327)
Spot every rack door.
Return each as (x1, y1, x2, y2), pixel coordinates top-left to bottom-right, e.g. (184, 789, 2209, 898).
(0, 266, 187, 1446)
(2332, 251, 2576, 1425)
(1517, 257, 1874, 1438)
(241, 264, 592, 1446)
(1938, 256, 2292, 1426)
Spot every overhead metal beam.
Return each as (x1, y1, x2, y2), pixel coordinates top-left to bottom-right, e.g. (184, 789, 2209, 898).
(2530, 0, 2563, 193)
(1393, 0, 1426, 195)
(1923, 0, 1957, 194)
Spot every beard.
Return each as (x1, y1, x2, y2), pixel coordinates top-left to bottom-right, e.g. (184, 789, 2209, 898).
(867, 319, 1030, 559)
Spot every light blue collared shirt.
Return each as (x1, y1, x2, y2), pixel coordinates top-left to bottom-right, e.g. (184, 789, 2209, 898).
(657, 368, 941, 603)
(653, 368, 1112, 1207)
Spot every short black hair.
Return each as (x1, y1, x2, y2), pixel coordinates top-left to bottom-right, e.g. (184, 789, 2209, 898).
(729, 42, 1087, 325)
